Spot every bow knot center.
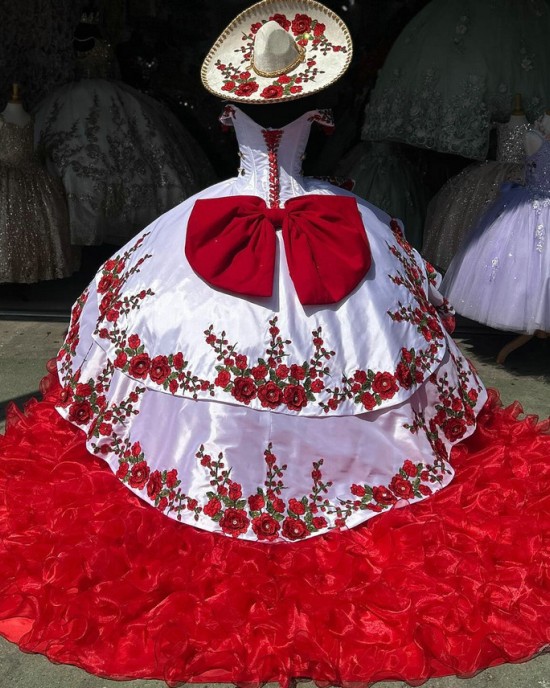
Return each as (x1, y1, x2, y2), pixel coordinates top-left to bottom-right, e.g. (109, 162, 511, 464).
(264, 206, 286, 228)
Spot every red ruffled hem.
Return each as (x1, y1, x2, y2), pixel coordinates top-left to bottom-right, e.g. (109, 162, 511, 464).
(0, 369, 549, 687)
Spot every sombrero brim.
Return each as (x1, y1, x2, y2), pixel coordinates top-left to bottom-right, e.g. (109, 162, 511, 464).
(201, 0, 353, 104)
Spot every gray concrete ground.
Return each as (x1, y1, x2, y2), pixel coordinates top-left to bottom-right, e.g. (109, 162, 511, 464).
(0, 319, 548, 688)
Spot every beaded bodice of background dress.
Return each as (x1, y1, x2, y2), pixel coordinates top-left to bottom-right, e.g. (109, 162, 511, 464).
(496, 120, 529, 163)
(0, 118, 35, 168)
(525, 135, 550, 193)
(221, 105, 333, 206)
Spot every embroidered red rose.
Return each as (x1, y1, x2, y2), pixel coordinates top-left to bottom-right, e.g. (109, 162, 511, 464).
(361, 392, 376, 411)
(283, 384, 307, 411)
(468, 388, 479, 403)
(222, 81, 236, 92)
(104, 259, 116, 271)
(290, 86, 302, 94)
(312, 516, 327, 529)
(442, 417, 467, 441)
(451, 397, 463, 412)
(282, 517, 308, 540)
(372, 372, 399, 400)
(248, 494, 265, 511)
(128, 334, 141, 349)
(235, 354, 248, 370)
(166, 469, 178, 488)
(260, 84, 284, 100)
(205, 334, 216, 345)
(172, 352, 184, 370)
(129, 353, 151, 379)
(116, 462, 129, 479)
(269, 325, 280, 335)
(58, 386, 72, 406)
(99, 422, 112, 436)
(97, 274, 119, 294)
(288, 498, 306, 515)
(220, 508, 250, 537)
(215, 370, 231, 387)
(372, 486, 397, 505)
(75, 383, 93, 397)
(228, 482, 243, 501)
(250, 21, 263, 33)
(354, 370, 367, 384)
(311, 379, 324, 392)
(252, 513, 280, 541)
(390, 475, 414, 499)
(395, 362, 413, 389)
(131, 442, 142, 456)
(68, 400, 93, 425)
(129, 461, 150, 489)
(258, 382, 283, 409)
(290, 364, 305, 380)
(232, 376, 257, 404)
(149, 355, 171, 385)
(291, 13, 311, 35)
(278, 75, 291, 84)
(204, 497, 221, 517)
(114, 351, 127, 368)
(147, 470, 163, 500)
(272, 497, 285, 513)
(235, 81, 259, 97)
(269, 13, 291, 30)
(251, 365, 268, 380)
(313, 21, 325, 36)
(276, 364, 289, 379)
(419, 485, 432, 496)
(402, 460, 418, 477)
(350, 484, 366, 497)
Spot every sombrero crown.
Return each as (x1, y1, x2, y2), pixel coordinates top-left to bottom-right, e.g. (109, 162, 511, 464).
(201, 0, 353, 104)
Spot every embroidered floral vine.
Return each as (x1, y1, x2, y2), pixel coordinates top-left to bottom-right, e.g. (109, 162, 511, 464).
(110, 438, 447, 542)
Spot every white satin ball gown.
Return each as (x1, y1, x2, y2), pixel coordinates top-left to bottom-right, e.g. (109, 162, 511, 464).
(54, 105, 484, 542)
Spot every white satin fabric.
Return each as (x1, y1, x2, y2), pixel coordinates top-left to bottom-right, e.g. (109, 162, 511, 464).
(55, 107, 486, 542)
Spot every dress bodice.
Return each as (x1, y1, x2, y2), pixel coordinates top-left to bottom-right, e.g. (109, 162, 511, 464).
(496, 120, 529, 163)
(0, 118, 34, 167)
(525, 132, 550, 193)
(220, 105, 334, 207)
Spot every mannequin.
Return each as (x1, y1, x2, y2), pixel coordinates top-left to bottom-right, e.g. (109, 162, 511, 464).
(525, 109, 550, 156)
(0, 84, 32, 128)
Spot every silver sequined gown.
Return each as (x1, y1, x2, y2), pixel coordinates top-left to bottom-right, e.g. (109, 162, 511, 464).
(34, 41, 216, 246)
(422, 120, 528, 270)
(0, 116, 75, 283)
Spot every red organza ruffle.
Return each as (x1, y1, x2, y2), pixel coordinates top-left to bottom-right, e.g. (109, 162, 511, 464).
(0, 370, 549, 687)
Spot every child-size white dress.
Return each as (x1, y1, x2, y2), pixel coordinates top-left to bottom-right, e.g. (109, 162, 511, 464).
(442, 129, 550, 333)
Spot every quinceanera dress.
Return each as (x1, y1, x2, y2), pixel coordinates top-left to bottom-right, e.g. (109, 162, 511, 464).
(423, 117, 528, 270)
(0, 115, 75, 283)
(442, 128, 550, 332)
(0, 102, 549, 686)
(34, 38, 215, 246)
(363, 0, 550, 160)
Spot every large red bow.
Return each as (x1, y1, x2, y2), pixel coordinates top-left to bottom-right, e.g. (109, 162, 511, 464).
(185, 195, 371, 305)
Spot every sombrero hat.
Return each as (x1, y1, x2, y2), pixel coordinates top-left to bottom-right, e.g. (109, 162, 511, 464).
(201, 0, 353, 104)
